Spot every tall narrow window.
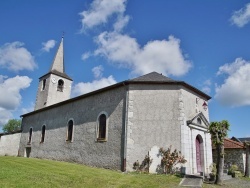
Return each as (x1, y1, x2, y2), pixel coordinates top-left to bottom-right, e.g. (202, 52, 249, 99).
(98, 114, 106, 140)
(28, 127, 33, 144)
(42, 79, 46, 90)
(67, 120, 73, 142)
(40, 125, 46, 143)
(57, 79, 64, 92)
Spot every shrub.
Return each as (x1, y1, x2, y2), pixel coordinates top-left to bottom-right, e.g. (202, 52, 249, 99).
(133, 154, 152, 173)
(159, 145, 187, 174)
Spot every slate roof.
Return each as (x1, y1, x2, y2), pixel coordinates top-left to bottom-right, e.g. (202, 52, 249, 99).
(129, 72, 175, 82)
(39, 70, 73, 81)
(238, 137, 250, 142)
(21, 71, 211, 117)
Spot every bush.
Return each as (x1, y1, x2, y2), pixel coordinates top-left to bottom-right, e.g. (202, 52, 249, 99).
(159, 145, 187, 174)
(228, 165, 238, 175)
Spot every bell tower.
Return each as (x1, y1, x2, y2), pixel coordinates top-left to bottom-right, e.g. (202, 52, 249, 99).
(34, 37, 73, 110)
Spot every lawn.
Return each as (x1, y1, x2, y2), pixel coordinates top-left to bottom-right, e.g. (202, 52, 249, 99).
(0, 156, 180, 188)
(1, 156, 249, 188)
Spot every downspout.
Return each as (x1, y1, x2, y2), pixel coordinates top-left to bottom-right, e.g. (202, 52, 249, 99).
(123, 82, 129, 172)
(205, 132, 208, 174)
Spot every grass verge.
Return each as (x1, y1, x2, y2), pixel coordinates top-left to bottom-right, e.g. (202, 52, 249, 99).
(0, 156, 180, 188)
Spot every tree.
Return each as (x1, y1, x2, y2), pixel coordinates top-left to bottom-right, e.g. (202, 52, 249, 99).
(2, 119, 21, 133)
(209, 120, 230, 185)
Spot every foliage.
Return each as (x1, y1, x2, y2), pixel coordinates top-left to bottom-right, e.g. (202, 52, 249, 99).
(159, 145, 187, 174)
(209, 120, 230, 185)
(209, 120, 230, 145)
(0, 156, 182, 188)
(209, 163, 217, 176)
(133, 154, 152, 173)
(2, 119, 21, 133)
(228, 165, 238, 175)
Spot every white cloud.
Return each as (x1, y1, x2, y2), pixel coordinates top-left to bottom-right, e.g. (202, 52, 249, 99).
(215, 58, 250, 107)
(95, 32, 191, 76)
(0, 42, 36, 72)
(0, 107, 13, 128)
(72, 75, 116, 97)
(113, 15, 130, 32)
(79, 0, 191, 77)
(92, 65, 104, 79)
(42, 40, 56, 52)
(0, 75, 32, 127)
(79, 0, 127, 31)
(21, 102, 34, 114)
(81, 52, 91, 60)
(201, 79, 211, 94)
(231, 3, 250, 27)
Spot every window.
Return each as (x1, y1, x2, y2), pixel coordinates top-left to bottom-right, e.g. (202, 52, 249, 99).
(98, 114, 106, 140)
(57, 79, 64, 92)
(67, 120, 73, 142)
(28, 127, 33, 144)
(40, 125, 46, 143)
(197, 118, 202, 125)
(42, 79, 46, 90)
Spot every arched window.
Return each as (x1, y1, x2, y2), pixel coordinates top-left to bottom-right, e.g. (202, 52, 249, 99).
(42, 79, 46, 91)
(40, 125, 46, 143)
(98, 114, 106, 140)
(57, 79, 64, 92)
(197, 118, 202, 125)
(67, 120, 73, 142)
(28, 127, 33, 144)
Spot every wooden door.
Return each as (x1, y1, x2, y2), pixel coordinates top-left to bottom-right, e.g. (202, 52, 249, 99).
(196, 137, 201, 172)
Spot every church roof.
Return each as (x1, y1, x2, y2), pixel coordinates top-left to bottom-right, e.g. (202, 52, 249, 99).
(21, 71, 211, 117)
(39, 37, 73, 81)
(129, 72, 175, 82)
(39, 70, 73, 81)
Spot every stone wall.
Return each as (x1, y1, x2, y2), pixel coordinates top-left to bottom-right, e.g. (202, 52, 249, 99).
(181, 87, 212, 174)
(125, 84, 181, 171)
(20, 86, 126, 170)
(0, 132, 21, 156)
(213, 148, 245, 173)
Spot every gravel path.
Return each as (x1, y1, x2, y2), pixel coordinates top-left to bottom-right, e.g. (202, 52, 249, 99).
(222, 178, 250, 188)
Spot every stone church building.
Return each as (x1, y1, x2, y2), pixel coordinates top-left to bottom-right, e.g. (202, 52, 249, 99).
(16, 38, 213, 174)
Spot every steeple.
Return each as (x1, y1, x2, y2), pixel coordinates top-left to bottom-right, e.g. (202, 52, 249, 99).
(50, 37, 64, 73)
(34, 36, 73, 110)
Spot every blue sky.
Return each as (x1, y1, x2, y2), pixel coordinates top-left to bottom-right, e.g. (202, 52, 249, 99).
(1, 0, 250, 138)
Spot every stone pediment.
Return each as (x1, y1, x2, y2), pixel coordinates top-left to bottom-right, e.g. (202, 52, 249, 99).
(186, 112, 209, 131)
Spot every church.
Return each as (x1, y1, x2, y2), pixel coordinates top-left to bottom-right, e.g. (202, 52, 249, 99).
(17, 37, 213, 175)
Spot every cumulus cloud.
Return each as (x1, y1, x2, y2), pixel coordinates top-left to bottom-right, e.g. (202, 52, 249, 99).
(80, 0, 191, 77)
(81, 52, 91, 60)
(42, 40, 56, 52)
(95, 32, 191, 76)
(72, 75, 116, 97)
(0, 75, 32, 127)
(0, 107, 13, 128)
(21, 102, 34, 114)
(231, 3, 250, 27)
(0, 42, 36, 72)
(79, 0, 127, 31)
(201, 79, 211, 94)
(92, 65, 104, 79)
(215, 58, 250, 107)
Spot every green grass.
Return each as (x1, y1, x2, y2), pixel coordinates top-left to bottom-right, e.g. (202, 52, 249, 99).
(0, 156, 181, 188)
